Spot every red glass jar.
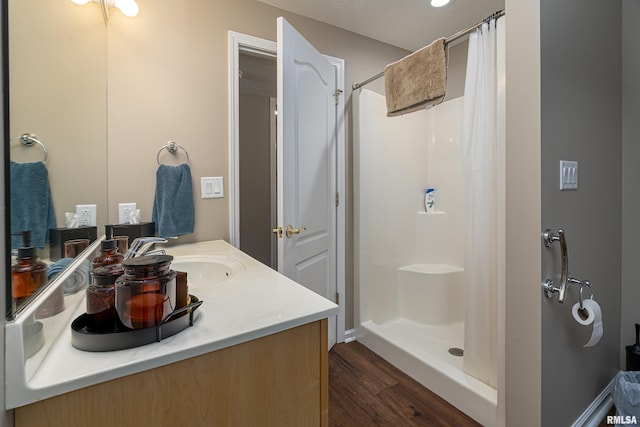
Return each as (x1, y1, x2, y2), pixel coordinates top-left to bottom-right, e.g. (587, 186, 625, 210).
(115, 255, 176, 329)
(87, 264, 124, 319)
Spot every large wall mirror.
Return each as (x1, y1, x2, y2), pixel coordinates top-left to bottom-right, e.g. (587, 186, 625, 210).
(7, 0, 108, 318)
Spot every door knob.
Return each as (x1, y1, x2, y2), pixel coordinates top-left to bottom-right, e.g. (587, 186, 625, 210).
(272, 226, 283, 238)
(285, 225, 307, 238)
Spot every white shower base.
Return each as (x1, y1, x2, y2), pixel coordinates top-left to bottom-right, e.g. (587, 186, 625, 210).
(357, 318, 497, 426)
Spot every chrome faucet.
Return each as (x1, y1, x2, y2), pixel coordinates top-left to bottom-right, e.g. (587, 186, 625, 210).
(124, 237, 168, 260)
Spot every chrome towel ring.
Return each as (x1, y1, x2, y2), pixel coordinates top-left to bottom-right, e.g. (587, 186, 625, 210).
(156, 141, 190, 165)
(10, 133, 48, 163)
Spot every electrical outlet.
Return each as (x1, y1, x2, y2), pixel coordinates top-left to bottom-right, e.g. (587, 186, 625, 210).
(118, 202, 137, 224)
(76, 204, 97, 227)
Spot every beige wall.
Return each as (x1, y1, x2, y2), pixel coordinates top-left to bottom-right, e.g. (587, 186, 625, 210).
(503, 0, 541, 426)
(106, 0, 410, 239)
(9, 0, 108, 233)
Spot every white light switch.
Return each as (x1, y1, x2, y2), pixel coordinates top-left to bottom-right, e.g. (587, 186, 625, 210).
(560, 160, 578, 191)
(201, 177, 224, 199)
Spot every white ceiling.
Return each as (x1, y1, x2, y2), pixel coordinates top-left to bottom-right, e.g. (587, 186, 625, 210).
(257, 0, 505, 52)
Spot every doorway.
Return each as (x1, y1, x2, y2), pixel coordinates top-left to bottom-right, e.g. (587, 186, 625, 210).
(228, 30, 346, 344)
(238, 51, 277, 269)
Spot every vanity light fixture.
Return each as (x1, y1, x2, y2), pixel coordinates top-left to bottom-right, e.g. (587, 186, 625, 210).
(430, 0, 450, 7)
(71, 0, 139, 24)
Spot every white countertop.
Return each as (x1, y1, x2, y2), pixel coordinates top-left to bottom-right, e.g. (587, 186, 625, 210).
(6, 240, 339, 409)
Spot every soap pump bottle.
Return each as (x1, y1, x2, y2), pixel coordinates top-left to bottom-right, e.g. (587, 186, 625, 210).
(11, 230, 47, 301)
(92, 225, 124, 270)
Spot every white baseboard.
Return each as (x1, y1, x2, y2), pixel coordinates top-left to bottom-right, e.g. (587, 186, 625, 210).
(344, 328, 356, 343)
(571, 374, 617, 427)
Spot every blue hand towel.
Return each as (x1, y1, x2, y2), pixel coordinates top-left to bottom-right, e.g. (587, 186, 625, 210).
(10, 161, 57, 249)
(47, 258, 92, 295)
(152, 163, 195, 238)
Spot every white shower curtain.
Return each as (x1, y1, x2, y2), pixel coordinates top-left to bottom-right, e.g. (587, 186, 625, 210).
(461, 16, 505, 389)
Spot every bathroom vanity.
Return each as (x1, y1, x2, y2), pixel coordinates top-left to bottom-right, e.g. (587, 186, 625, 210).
(6, 240, 338, 426)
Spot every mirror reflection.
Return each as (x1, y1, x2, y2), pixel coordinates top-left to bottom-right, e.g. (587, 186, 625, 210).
(8, 0, 108, 317)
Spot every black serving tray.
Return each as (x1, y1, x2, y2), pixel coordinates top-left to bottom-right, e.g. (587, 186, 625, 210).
(71, 296, 203, 352)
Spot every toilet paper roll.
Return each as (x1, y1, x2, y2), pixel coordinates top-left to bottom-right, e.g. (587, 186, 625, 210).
(572, 298, 603, 347)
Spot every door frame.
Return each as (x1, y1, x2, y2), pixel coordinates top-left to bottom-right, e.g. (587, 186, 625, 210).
(228, 31, 346, 343)
(269, 96, 277, 271)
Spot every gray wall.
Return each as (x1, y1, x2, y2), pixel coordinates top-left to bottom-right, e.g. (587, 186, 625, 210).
(621, 0, 640, 367)
(238, 53, 277, 267)
(540, 1, 622, 426)
(239, 92, 273, 266)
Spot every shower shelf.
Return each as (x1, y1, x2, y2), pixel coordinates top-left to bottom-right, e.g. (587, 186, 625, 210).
(398, 263, 463, 274)
(416, 211, 447, 215)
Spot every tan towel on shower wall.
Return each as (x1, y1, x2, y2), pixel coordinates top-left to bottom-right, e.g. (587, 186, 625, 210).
(384, 37, 447, 117)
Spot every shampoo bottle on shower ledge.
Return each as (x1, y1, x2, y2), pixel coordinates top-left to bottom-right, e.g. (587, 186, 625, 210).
(424, 188, 436, 213)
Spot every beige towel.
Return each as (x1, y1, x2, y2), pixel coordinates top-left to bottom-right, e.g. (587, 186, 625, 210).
(384, 37, 447, 117)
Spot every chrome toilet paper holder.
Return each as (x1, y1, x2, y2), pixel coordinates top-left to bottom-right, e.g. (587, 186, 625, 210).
(566, 276, 592, 311)
(541, 228, 592, 304)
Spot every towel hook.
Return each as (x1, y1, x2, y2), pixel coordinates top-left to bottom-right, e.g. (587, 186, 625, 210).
(10, 133, 48, 163)
(156, 141, 190, 165)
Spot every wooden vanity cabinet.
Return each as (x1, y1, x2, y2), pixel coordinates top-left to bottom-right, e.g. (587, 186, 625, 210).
(15, 319, 328, 427)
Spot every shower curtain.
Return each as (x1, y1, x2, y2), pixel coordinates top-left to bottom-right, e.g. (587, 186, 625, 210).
(461, 16, 505, 389)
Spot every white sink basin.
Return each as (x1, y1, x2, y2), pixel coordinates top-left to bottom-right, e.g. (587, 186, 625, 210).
(171, 255, 246, 287)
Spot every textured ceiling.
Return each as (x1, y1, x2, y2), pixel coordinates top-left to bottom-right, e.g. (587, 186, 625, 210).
(257, 0, 505, 52)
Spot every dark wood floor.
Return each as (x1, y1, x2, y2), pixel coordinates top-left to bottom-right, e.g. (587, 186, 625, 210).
(329, 341, 481, 427)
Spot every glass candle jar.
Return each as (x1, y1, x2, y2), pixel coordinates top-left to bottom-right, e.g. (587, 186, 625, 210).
(64, 238, 90, 258)
(87, 264, 124, 319)
(115, 255, 176, 329)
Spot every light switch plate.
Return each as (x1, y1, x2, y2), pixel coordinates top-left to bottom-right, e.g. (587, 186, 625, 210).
(560, 160, 578, 191)
(201, 177, 224, 199)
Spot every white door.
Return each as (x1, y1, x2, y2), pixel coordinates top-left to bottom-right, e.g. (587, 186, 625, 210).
(277, 17, 338, 348)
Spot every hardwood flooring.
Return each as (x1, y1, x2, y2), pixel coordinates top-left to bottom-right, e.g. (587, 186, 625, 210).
(329, 341, 481, 427)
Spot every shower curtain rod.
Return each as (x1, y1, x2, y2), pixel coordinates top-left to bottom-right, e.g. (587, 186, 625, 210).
(351, 9, 505, 91)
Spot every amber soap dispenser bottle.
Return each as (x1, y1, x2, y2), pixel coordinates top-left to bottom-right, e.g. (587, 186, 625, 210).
(92, 225, 124, 269)
(11, 230, 47, 301)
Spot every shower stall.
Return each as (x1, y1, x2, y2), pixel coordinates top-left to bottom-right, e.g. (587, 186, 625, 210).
(353, 15, 505, 425)
(354, 90, 497, 425)
(354, 88, 500, 426)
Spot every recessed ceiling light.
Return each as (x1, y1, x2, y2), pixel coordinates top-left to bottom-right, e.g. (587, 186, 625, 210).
(430, 0, 450, 7)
